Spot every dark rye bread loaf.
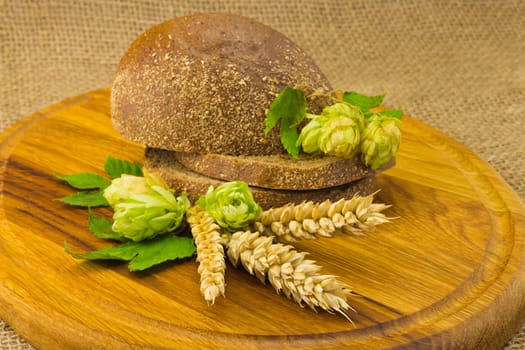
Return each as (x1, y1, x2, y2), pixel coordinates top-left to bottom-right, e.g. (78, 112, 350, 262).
(111, 13, 331, 156)
(174, 150, 394, 190)
(144, 148, 378, 209)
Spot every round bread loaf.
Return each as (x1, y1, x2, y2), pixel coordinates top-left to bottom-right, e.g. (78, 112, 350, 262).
(111, 13, 332, 155)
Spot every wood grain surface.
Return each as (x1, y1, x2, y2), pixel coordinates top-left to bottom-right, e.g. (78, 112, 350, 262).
(0, 88, 524, 349)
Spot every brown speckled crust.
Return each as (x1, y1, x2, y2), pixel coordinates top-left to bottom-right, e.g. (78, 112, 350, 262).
(111, 13, 332, 156)
(144, 148, 378, 209)
(173, 150, 394, 190)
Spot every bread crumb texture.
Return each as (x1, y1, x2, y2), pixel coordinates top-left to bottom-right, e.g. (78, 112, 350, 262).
(144, 148, 378, 209)
(174, 151, 393, 190)
(111, 13, 331, 155)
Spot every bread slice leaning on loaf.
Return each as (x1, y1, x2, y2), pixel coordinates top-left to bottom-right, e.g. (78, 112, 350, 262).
(144, 148, 379, 209)
(174, 151, 394, 190)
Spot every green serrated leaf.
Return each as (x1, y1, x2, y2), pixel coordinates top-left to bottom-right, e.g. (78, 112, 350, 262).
(65, 240, 136, 261)
(279, 125, 301, 158)
(65, 235, 196, 271)
(104, 156, 143, 179)
(343, 91, 385, 112)
(57, 190, 109, 207)
(88, 211, 127, 241)
(378, 109, 404, 119)
(127, 236, 195, 271)
(264, 87, 306, 158)
(55, 172, 111, 190)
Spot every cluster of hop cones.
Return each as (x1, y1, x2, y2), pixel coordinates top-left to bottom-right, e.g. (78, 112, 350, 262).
(187, 192, 394, 321)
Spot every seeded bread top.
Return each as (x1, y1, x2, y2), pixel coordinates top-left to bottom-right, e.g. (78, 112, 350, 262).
(111, 13, 331, 155)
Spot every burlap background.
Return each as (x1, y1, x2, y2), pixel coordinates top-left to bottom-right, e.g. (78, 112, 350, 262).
(1, 0, 524, 349)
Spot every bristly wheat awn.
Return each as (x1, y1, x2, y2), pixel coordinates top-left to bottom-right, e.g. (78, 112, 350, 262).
(253, 191, 394, 241)
(187, 192, 396, 322)
(224, 230, 356, 322)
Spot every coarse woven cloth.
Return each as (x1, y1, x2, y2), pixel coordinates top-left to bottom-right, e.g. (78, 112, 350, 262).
(1, 0, 524, 349)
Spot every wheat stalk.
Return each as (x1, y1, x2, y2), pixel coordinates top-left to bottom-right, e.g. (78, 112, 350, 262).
(187, 205, 226, 305)
(253, 192, 393, 241)
(225, 230, 355, 321)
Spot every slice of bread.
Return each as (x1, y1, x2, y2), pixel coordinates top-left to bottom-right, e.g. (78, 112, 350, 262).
(144, 148, 378, 209)
(174, 151, 393, 190)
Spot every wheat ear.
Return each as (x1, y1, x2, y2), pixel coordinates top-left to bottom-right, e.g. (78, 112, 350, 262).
(225, 230, 355, 321)
(187, 205, 226, 305)
(253, 192, 393, 241)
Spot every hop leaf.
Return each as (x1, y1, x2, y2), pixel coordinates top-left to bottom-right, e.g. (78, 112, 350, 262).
(264, 87, 307, 158)
(55, 156, 144, 207)
(87, 210, 127, 241)
(342, 91, 385, 114)
(65, 235, 195, 271)
(104, 156, 143, 179)
(360, 114, 401, 169)
(197, 181, 262, 231)
(57, 190, 109, 207)
(54, 172, 111, 190)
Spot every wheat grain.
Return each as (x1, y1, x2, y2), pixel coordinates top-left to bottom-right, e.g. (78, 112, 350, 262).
(255, 192, 393, 241)
(187, 205, 226, 305)
(225, 230, 355, 321)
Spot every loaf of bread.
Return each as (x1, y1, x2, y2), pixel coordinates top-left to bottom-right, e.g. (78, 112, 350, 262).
(111, 13, 392, 210)
(144, 148, 378, 209)
(174, 151, 393, 190)
(111, 12, 331, 156)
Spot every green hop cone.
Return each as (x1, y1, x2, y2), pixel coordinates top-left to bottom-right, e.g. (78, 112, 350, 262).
(321, 102, 365, 132)
(296, 114, 327, 154)
(318, 115, 361, 158)
(360, 114, 401, 170)
(104, 174, 149, 207)
(197, 181, 262, 231)
(103, 169, 191, 242)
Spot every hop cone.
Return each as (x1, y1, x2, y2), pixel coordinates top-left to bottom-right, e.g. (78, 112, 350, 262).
(103, 172, 150, 206)
(318, 116, 361, 158)
(360, 114, 401, 170)
(226, 230, 355, 320)
(103, 169, 190, 242)
(187, 205, 226, 305)
(296, 114, 326, 154)
(197, 181, 262, 231)
(320, 102, 365, 132)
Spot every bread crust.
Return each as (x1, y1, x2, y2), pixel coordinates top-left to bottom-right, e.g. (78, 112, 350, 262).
(111, 13, 331, 156)
(144, 148, 378, 209)
(174, 150, 393, 190)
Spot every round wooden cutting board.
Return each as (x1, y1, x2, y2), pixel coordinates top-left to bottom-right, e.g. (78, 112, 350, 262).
(0, 88, 524, 349)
